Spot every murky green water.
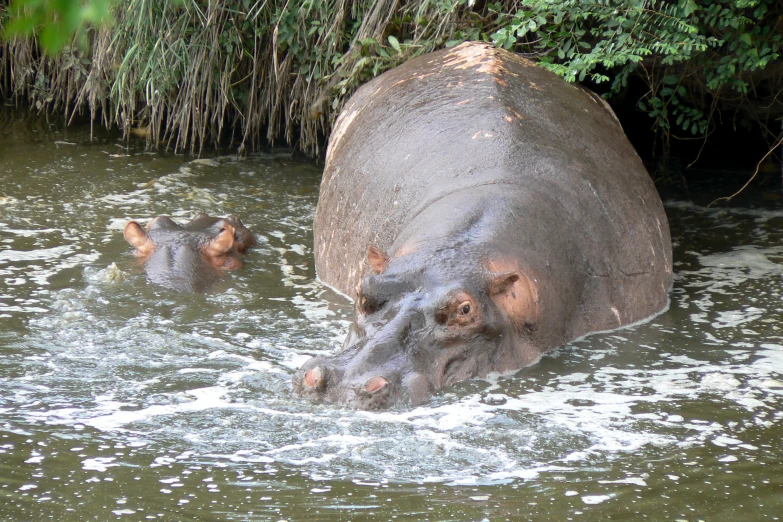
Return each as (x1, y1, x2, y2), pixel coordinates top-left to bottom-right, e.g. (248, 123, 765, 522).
(1, 110, 782, 521)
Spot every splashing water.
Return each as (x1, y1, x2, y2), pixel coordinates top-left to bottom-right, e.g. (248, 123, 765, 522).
(1, 122, 782, 520)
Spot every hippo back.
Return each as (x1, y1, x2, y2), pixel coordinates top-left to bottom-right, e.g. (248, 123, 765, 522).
(314, 42, 672, 325)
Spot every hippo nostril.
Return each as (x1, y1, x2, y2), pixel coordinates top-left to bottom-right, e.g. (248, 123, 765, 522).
(303, 367, 326, 390)
(363, 376, 388, 394)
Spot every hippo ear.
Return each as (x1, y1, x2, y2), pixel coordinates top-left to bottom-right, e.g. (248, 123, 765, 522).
(367, 245, 388, 274)
(206, 224, 236, 256)
(233, 230, 254, 253)
(489, 271, 520, 296)
(229, 218, 254, 253)
(488, 270, 539, 332)
(124, 221, 154, 254)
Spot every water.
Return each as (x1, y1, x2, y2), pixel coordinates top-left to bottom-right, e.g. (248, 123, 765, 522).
(1, 111, 782, 520)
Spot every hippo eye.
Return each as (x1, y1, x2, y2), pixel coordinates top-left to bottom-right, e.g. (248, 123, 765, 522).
(436, 295, 477, 326)
(359, 294, 385, 314)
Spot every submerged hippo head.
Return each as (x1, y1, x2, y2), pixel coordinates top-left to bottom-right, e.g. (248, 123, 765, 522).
(294, 246, 541, 409)
(123, 214, 253, 292)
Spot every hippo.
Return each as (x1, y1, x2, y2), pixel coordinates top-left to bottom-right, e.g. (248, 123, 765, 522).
(294, 42, 673, 409)
(123, 214, 253, 292)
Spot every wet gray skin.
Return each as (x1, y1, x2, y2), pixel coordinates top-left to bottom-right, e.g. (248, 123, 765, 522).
(124, 213, 254, 292)
(294, 244, 537, 409)
(296, 42, 672, 409)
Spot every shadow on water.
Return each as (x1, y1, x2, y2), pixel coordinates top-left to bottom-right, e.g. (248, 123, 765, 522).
(1, 110, 782, 520)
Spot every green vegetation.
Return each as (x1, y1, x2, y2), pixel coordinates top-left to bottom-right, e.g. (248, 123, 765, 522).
(489, 0, 783, 162)
(4, 0, 112, 53)
(1, 0, 781, 158)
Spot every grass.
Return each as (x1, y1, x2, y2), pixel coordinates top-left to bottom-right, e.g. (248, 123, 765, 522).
(0, 0, 496, 155)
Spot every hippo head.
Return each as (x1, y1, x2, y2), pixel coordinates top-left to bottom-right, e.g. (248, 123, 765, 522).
(294, 246, 541, 409)
(123, 214, 253, 292)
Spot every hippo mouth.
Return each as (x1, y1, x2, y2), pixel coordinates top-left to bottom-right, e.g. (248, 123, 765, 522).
(293, 356, 434, 410)
(294, 365, 399, 410)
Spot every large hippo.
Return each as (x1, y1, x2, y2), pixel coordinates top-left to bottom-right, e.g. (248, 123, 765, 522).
(124, 214, 253, 292)
(294, 42, 672, 409)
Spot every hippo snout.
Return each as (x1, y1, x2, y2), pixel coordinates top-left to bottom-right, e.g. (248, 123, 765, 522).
(293, 359, 333, 401)
(303, 366, 328, 391)
(294, 356, 428, 410)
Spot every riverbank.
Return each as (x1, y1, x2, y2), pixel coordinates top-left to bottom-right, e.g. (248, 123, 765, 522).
(2, 0, 781, 170)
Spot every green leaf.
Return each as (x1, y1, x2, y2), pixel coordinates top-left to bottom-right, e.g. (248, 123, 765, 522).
(387, 35, 401, 53)
(680, 0, 698, 17)
(663, 75, 680, 85)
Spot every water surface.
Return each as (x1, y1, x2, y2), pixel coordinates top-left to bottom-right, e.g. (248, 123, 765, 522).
(1, 112, 782, 520)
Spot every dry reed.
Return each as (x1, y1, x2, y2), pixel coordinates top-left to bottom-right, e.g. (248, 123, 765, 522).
(0, 0, 496, 155)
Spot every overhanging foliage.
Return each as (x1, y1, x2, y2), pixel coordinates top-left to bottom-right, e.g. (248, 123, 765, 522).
(1, 0, 781, 157)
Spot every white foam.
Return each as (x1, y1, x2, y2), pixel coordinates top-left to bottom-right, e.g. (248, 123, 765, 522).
(82, 457, 118, 472)
(582, 494, 613, 505)
(0, 245, 73, 263)
(85, 387, 253, 431)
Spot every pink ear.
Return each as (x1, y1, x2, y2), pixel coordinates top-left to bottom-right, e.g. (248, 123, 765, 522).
(489, 271, 520, 296)
(206, 224, 236, 256)
(367, 245, 388, 274)
(488, 269, 538, 332)
(124, 221, 154, 255)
